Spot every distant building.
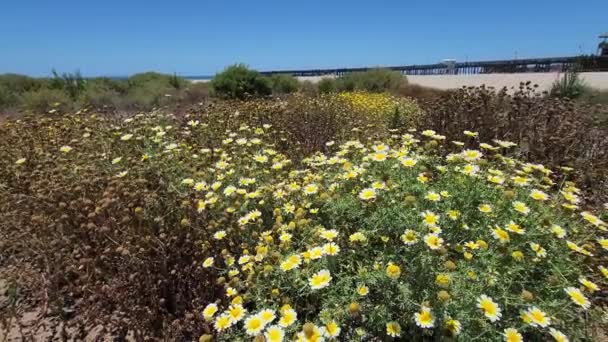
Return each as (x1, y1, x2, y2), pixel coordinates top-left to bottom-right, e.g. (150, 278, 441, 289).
(599, 33, 608, 56)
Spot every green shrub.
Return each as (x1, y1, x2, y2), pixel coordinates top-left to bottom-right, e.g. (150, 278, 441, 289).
(267, 74, 300, 94)
(79, 78, 125, 109)
(127, 72, 186, 90)
(550, 69, 590, 99)
(398, 83, 445, 100)
(0, 84, 19, 110)
(337, 68, 406, 93)
(0, 74, 46, 111)
(578, 89, 608, 106)
(181, 82, 211, 105)
(120, 72, 186, 110)
(299, 80, 318, 95)
(19, 88, 71, 113)
(210, 64, 271, 99)
(317, 78, 338, 94)
(0, 73, 43, 93)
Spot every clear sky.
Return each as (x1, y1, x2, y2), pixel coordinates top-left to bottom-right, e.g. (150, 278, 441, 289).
(1, 0, 607, 77)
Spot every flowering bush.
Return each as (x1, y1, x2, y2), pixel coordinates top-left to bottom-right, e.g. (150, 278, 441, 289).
(1, 106, 607, 340)
(338, 91, 424, 127)
(194, 129, 607, 341)
(420, 85, 608, 206)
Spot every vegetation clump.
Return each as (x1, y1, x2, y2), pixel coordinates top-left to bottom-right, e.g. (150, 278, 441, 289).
(1, 98, 607, 340)
(210, 64, 272, 99)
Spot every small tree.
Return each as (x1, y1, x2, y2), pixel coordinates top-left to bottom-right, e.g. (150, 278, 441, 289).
(210, 64, 271, 99)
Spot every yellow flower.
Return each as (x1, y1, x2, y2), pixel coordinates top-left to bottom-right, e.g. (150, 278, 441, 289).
(598, 238, 608, 250)
(226, 286, 237, 297)
(371, 152, 387, 162)
(203, 257, 214, 268)
(309, 269, 332, 290)
(579, 277, 599, 292)
(202, 303, 218, 320)
(506, 221, 525, 234)
(320, 229, 338, 241)
(530, 242, 547, 258)
(214, 230, 227, 240)
(308, 247, 324, 260)
(503, 328, 523, 342)
(386, 263, 402, 279)
(549, 328, 569, 342)
(349, 232, 367, 243)
(512, 201, 530, 215)
(425, 191, 441, 202)
(181, 178, 195, 186)
(565, 287, 590, 310)
(546, 225, 565, 239)
(435, 273, 451, 288)
(296, 323, 323, 341)
(448, 210, 460, 220)
(424, 233, 444, 250)
(259, 309, 276, 324)
(253, 154, 268, 163)
(477, 295, 501, 322)
(244, 314, 266, 336)
(512, 176, 530, 186)
(278, 308, 297, 327)
(414, 306, 435, 328)
(421, 210, 440, 226)
(478, 204, 492, 213)
(401, 157, 417, 167)
(59, 145, 73, 153)
(357, 285, 369, 296)
(445, 319, 461, 335)
(488, 175, 505, 184)
(227, 304, 246, 322)
(599, 266, 608, 279)
(15, 158, 26, 165)
(325, 321, 341, 338)
(303, 183, 319, 195)
(526, 306, 551, 328)
(401, 229, 418, 245)
(120, 133, 133, 141)
(265, 325, 285, 342)
(386, 321, 401, 337)
(358, 188, 377, 201)
(530, 189, 549, 201)
(280, 254, 302, 272)
(322, 243, 340, 256)
(462, 149, 482, 161)
(581, 211, 606, 227)
(492, 227, 510, 243)
(511, 250, 524, 262)
(214, 314, 233, 332)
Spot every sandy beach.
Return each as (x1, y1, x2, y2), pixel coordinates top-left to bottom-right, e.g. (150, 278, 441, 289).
(191, 72, 608, 91)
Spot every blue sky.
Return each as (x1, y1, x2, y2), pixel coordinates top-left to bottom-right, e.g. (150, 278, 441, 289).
(1, 0, 607, 77)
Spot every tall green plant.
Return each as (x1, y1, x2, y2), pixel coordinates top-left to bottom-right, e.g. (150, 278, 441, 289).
(50, 69, 87, 100)
(550, 68, 590, 99)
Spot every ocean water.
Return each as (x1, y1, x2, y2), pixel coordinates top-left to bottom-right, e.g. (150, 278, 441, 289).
(184, 75, 213, 80)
